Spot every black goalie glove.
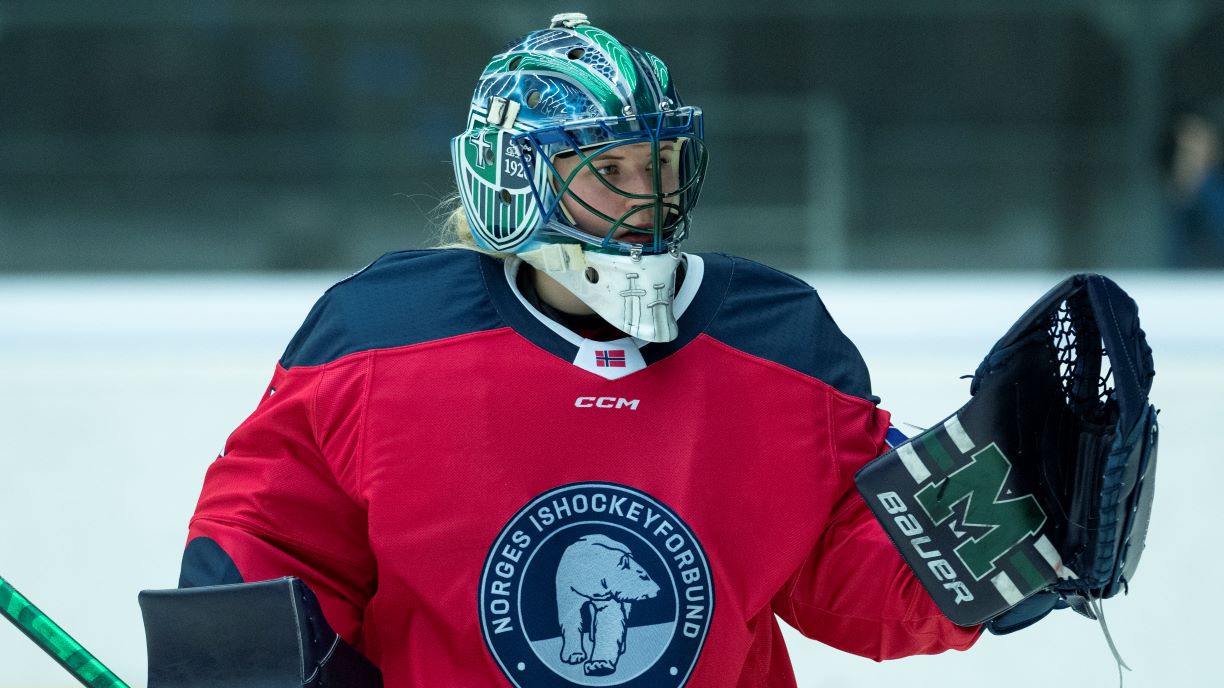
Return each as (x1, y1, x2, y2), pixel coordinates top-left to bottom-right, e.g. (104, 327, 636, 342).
(854, 273, 1158, 631)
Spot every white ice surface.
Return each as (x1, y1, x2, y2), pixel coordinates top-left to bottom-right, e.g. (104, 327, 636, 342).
(0, 270, 1219, 687)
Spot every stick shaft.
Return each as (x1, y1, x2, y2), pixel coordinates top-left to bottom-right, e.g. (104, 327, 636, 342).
(0, 576, 130, 688)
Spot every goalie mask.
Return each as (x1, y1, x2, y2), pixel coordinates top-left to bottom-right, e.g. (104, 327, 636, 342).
(450, 12, 708, 342)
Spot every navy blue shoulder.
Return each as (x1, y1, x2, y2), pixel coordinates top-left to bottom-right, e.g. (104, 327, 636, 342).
(279, 249, 505, 368)
(701, 254, 875, 402)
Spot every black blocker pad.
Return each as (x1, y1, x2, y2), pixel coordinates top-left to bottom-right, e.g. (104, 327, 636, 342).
(854, 273, 1157, 627)
(139, 577, 382, 688)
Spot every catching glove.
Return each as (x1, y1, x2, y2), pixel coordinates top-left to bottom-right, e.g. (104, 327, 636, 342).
(854, 273, 1158, 629)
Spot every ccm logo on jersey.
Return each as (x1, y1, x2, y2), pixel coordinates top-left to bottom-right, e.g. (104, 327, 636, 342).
(575, 396, 640, 410)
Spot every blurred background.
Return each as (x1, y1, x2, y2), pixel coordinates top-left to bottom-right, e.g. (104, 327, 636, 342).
(2, 1, 1223, 687)
(2, 0, 1224, 272)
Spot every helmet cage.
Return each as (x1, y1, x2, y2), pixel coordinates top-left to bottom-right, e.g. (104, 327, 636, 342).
(515, 106, 707, 255)
(453, 105, 706, 256)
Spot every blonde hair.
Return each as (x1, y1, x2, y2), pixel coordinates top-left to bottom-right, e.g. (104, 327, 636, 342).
(433, 192, 507, 258)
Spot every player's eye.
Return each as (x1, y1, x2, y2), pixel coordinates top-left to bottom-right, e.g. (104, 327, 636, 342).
(594, 163, 619, 176)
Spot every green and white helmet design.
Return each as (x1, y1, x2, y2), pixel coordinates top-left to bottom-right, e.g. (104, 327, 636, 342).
(450, 12, 707, 257)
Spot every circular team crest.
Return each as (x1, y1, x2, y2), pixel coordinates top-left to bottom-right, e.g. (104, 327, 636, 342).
(479, 482, 714, 687)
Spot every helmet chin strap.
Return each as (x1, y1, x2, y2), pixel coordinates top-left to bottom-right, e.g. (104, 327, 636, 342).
(518, 244, 682, 343)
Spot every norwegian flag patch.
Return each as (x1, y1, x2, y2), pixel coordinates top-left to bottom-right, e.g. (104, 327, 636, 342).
(594, 350, 627, 368)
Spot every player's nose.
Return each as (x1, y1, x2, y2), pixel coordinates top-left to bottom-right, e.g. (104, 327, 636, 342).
(616, 167, 654, 196)
(618, 204, 656, 231)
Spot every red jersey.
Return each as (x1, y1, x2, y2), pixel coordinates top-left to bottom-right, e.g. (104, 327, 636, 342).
(183, 249, 979, 687)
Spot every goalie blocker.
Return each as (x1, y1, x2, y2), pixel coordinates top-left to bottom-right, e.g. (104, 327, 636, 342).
(139, 577, 382, 687)
(855, 273, 1158, 629)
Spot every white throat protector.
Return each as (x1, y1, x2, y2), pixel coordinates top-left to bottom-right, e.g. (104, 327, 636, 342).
(518, 244, 682, 343)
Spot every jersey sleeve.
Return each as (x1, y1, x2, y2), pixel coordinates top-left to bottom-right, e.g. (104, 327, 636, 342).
(180, 335, 376, 646)
(772, 394, 982, 660)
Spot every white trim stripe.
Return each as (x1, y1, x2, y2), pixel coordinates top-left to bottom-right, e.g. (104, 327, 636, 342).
(1033, 535, 1062, 568)
(991, 571, 1025, 606)
(670, 254, 703, 320)
(503, 259, 585, 346)
(1034, 534, 1077, 580)
(897, 443, 932, 483)
(944, 415, 976, 453)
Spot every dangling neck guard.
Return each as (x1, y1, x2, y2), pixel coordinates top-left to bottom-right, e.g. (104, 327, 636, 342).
(517, 244, 682, 343)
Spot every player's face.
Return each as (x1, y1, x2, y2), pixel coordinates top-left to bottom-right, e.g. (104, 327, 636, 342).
(551, 141, 680, 242)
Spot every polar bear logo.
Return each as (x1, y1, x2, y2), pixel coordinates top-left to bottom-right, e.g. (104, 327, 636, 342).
(555, 534, 661, 676)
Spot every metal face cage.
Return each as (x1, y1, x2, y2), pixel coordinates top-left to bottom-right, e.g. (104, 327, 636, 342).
(513, 107, 707, 255)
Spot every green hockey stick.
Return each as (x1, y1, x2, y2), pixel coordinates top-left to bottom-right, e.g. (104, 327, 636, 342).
(0, 575, 130, 688)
